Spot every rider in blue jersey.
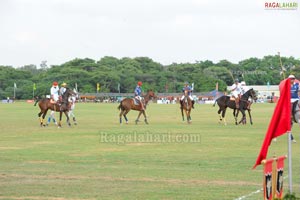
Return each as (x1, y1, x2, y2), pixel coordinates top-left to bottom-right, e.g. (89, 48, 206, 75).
(289, 74, 298, 143)
(134, 81, 144, 110)
(289, 75, 299, 102)
(180, 81, 195, 109)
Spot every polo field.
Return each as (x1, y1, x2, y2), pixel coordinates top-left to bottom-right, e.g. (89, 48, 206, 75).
(1, 102, 300, 199)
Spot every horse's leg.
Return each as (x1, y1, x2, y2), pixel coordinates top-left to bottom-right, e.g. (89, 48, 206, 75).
(41, 110, 48, 127)
(123, 110, 129, 124)
(38, 111, 43, 118)
(68, 110, 77, 125)
(248, 110, 253, 125)
(65, 111, 71, 126)
(38, 111, 43, 126)
(141, 110, 148, 124)
(184, 109, 189, 123)
(217, 108, 223, 123)
(58, 111, 62, 127)
(181, 108, 185, 121)
(243, 110, 247, 124)
(119, 109, 124, 124)
(234, 109, 238, 125)
(187, 110, 191, 123)
(135, 111, 143, 124)
(188, 110, 192, 122)
(223, 108, 228, 125)
(238, 109, 246, 124)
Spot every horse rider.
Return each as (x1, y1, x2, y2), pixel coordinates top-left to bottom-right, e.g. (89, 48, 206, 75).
(50, 81, 59, 103)
(241, 81, 251, 109)
(60, 82, 67, 96)
(134, 81, 145, 110)
(289, 75, 299, 103)
(289, 74, 298, 142)
(240, 81, 249, 95)
(48, 81, 59, 125)
(231, 79, 242, 109)
(180, 82, 195, 109)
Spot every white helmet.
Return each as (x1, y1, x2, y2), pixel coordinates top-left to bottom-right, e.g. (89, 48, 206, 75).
(288, 74, 295, 79)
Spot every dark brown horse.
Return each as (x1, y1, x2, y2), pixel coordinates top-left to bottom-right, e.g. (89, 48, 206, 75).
(213, 88, 257, 125)
(181, 90, 192, 123)
(36, 88, 76, 127)
(118, 90, 156, 124)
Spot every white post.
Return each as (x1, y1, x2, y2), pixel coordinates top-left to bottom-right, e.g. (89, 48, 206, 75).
(288, 131, 292, 193)
(13, 84, 16, 100)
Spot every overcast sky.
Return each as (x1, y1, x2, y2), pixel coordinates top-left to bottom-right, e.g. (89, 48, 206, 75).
(0, 0, 299, 67)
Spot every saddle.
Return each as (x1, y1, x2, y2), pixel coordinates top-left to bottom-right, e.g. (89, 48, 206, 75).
(50, 99, 62, 108)
(133, 97, 145, 107)
(133, 98, 139, 105)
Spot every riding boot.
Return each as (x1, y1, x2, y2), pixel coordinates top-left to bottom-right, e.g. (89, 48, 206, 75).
(179, 100, 183, 109)
(235, 99, 239, 109)
(140, 103, 145, 111)
(192, 100, 195, 109)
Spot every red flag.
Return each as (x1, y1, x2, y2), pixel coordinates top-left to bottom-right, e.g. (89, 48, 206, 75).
(253, 78, 291, 169)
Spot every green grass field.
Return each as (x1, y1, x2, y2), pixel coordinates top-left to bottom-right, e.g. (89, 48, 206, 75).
(0, 102, 300, 200)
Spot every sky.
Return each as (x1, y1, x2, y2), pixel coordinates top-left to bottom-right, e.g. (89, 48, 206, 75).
(0, 0, 299, 67)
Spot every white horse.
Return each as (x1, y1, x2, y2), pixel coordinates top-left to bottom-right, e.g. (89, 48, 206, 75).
(68, 88, 78, 125)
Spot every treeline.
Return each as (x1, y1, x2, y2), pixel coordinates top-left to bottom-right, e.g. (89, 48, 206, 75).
(0, 55, 300, 99)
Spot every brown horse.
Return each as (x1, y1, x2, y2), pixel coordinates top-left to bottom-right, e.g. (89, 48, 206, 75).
(118, 90, 156, 124)
(181, 91, 192, 123)
(36, 88, 76, 127)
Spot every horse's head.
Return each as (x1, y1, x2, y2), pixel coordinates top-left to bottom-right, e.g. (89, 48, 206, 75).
(143, 90, 157, 105)
(147, 90, 157, 99)
(184, 90, 189, 96)
(62, 88, 77, 100)
(245, 88, 257, 101)
(73, 88, 79, 98)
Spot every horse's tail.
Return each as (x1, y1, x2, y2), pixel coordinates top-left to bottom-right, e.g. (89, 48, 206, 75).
(117, 101, 123, 110)
(213, 99, 218, 107)
(34, 96, 40, 106)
